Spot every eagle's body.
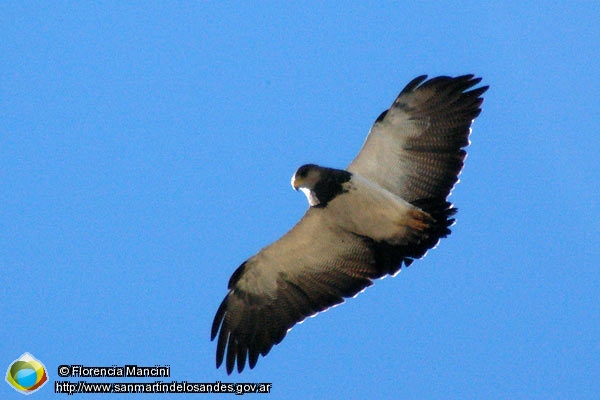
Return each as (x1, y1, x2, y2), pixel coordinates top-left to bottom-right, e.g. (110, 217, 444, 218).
(212, 75, 488, 373)
(325, 172, 433, 245)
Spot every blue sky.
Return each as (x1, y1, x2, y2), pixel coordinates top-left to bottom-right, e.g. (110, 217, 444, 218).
(2, 2, 599, 399)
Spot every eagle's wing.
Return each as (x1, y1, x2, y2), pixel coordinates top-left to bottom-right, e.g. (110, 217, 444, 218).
(348, 75, 488, 203)
(211, 206, 417, 374)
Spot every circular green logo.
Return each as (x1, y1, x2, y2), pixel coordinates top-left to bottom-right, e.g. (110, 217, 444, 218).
(6, 353, 48, 395)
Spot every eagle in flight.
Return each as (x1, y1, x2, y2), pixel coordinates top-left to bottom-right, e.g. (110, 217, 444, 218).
(212, 75, 488, 374)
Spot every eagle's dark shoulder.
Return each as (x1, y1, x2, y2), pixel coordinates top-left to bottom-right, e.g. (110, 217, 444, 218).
(312, 166, 352, 207)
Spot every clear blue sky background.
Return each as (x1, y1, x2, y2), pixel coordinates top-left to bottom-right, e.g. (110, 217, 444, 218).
(2, 2, 599, 399)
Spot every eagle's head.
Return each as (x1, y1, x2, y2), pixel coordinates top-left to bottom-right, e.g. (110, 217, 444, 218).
(291, 164, 352, 207)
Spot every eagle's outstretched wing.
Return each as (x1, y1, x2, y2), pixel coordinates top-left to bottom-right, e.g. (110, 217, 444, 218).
(212, 75, 488, 374)
(212, 201, 450, 374)
(212, 208, 376, 374)
(348, 75, 488, 202)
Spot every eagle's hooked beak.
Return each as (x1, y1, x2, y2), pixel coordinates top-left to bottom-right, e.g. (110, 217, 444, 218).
(291, 175, 303, 191)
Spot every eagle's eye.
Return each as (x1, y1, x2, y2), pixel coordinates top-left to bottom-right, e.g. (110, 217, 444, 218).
(298, 167, 309, 178)
(296, 164, 317, 178)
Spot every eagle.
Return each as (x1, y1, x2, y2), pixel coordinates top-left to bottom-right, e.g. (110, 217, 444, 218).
(211, 75, 488, 374)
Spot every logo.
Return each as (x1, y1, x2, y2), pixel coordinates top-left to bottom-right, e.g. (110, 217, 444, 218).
(6, 353, 49, 395)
